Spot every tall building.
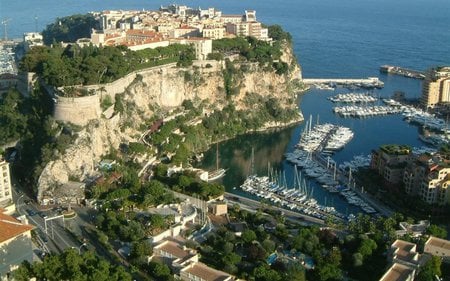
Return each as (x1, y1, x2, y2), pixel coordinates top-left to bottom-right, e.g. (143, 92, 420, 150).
(421, 66, 450, 109)
(403, 153, 450, 205)
(0, 159, 12, 209)
(370, 145, 411, 184)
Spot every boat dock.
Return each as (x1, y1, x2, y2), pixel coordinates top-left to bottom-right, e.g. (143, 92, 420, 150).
(303, 77, 384, 89)
(380, 65, 425, 79)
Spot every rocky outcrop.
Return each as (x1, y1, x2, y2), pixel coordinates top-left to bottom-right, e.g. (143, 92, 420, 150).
(37, 43, 303, 203)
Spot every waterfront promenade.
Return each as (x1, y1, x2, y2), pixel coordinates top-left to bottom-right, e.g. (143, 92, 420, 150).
(224, 192, 326, 226)
(313, 153, 394, 217)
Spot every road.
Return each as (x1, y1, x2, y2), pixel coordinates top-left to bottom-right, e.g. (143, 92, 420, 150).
(224, 192, 326, 226)
(12, 179, 82, 255)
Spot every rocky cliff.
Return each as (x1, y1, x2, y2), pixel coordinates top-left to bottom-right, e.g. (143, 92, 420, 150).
(37, 43, 304, 203)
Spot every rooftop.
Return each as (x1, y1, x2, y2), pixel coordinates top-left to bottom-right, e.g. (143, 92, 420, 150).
(182, 262, 232, 281)
(391, 240, 418, 264)
(0, 210, 34, 243)
(380, 263, 415, 281)
(154, 240, 192, 259)
(425, 236, 450, 251)
(380, 144, 411, 156)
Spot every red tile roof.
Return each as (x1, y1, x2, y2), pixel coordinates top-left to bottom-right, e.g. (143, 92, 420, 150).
(0, 211, 34, 243)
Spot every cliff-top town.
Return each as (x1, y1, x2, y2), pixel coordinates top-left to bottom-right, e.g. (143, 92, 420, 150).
(0, 3, 450, 281)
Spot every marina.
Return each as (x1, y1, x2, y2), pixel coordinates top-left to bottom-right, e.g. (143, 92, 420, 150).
(297, 117, 354, 153)
(328, 92, 378, 103)
(332, 105, 402, 118)
(0, 43, 17, 75)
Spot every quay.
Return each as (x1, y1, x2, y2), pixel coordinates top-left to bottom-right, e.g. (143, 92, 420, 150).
(303, 77, 384, 89)
(380, 65, 425, 79)
(224, 192, 326, 226)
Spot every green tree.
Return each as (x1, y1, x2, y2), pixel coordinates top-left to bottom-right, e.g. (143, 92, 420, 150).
(426, 225, 448, 239)
(416, 256, 442, 281)
(241, 229, 257, 244)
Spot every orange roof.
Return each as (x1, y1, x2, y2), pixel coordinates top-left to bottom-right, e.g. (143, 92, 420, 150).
(126, 29, 159, 37)
(0, 211, 34, 243)
(183, 262, 231, 281)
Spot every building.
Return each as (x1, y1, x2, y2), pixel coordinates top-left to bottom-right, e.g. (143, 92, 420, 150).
(169, 26, 200, 38)
(202, 27, 225, 40)
(403, 153, 450, 205)
(22, 32, 44, 51)
(395, 220, 430, 237)
(0, 209, 34, 277)
(0, 159, 13, 213)
(421, 66, 450, 109)
(180, 262, 234, 281)
(208, 201, 227, 216)
(151, 238, 235, 281)
(151, 239, 199, 273)
(371, 145, 411, 184)
(424, 236, 450, 263)
(389, 239, 429, 268)
(379, 263, 416, 281)
(379, 239, 430, 281)
(169, 37, 212, 60)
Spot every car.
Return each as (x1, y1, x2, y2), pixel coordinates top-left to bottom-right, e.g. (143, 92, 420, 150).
(39, 212, 48, 219)
(26, 209, 37, 216)
(24, 199, 31, 205)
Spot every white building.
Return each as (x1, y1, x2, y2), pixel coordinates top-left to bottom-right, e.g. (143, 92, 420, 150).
(170, 37, 212, 60)
(0, 159, 13, 213)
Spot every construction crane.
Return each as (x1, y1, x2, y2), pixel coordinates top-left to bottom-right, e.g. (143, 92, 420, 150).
(1, 18, 11, 41)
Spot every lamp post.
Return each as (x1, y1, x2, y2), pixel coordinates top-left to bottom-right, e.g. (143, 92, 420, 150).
(76, 243, 87, 255)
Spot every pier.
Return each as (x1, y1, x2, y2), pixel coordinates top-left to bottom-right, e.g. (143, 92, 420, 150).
(303, 77, 384, 89)
(380, 65, 425, 79)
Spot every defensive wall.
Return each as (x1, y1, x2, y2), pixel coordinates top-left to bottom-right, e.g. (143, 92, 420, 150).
(53, 60, 224, 126)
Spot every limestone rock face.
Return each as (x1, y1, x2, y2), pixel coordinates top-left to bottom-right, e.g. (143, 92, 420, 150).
(37, 44, 303, 203)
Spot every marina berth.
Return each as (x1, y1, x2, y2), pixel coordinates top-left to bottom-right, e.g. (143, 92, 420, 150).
(240, 173, 347, 221)
(328, 92, 378, 103)
(333, 105, 402, 118)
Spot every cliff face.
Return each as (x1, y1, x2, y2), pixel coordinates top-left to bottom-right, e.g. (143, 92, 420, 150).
(37, 43, 303, 203)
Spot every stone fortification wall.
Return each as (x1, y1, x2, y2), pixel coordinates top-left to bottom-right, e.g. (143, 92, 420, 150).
(53, 94, 102, 126)
(53, 61, 224, 126)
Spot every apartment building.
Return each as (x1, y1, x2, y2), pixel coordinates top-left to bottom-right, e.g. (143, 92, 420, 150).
(403, 153, 450, 205)
(421, 66, 450, 109)
(0, 159, 12, 209)
(370, 145, 411, 184)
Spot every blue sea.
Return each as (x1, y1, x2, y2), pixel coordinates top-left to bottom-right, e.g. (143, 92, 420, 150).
(2, 0, 450, 214)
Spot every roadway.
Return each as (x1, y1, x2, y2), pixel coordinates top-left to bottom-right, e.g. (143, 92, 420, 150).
(224, 192, 326, 226)
(12, 179, 85, 255)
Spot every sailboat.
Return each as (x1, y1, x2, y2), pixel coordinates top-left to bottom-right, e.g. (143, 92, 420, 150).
(206, 143, 226, 182)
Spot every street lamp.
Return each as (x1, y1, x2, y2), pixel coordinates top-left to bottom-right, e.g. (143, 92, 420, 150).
(74, 243, 87, 255)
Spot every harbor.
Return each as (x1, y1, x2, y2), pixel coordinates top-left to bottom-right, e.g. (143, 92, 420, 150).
(200, 74, 427, 218)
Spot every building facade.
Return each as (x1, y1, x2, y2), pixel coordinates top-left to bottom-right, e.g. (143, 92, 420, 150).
(421, 67, 450, 109)
(0, 159, 12, 209)
(371, 145, 411, 184)
(403, 154, 450, 205)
